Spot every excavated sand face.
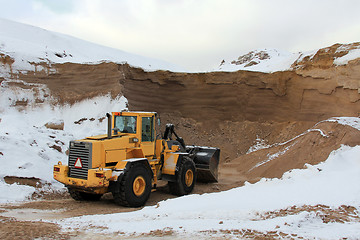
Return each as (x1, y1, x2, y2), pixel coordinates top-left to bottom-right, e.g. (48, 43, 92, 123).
(1, 45, 360, 177)
(118, 63, 360, 122)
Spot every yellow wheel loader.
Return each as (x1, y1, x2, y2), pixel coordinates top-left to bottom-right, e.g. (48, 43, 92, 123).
(53, 111, 220, 207)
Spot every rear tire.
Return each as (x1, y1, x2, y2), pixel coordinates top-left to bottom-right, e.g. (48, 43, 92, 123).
(68, 188, 102, 201)
(168, 156, 196, 196)
(112, 163, 152, 207)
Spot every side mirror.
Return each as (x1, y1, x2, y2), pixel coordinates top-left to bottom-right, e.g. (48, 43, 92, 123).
(158, 118, 161, 126)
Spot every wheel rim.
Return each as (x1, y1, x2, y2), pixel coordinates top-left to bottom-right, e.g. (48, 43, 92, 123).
(133, 176, 146, 196)
(185, 169, 194, 187)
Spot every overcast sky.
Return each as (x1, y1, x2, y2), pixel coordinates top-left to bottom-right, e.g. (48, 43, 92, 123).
(1, 0, 360, 71)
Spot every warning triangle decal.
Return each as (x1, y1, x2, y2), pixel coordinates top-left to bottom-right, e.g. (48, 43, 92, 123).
(74, 157, 83, 168)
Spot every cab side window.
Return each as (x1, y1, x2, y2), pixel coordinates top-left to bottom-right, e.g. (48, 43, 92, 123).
(142, 117, 154, 142)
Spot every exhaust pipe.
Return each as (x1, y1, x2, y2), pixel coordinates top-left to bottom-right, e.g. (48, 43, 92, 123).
(106, 113, 112, 139)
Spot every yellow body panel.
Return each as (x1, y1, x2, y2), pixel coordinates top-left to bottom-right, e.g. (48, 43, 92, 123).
(155, 139, 163, 158)
(106, 149, 126, 163)
(141, 141, 155, 157)
(162, 153, 179, 175)
(126, 148, 145, 159)
(54, 164, 112, 194)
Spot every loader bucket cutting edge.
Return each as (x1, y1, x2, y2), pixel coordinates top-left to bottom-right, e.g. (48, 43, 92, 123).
(186, 146, 220, 183)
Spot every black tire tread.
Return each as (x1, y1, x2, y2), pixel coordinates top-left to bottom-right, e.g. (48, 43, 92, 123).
(168, 156, 196, 196)
(112, 163, 152, 207)
(68, 188, 102, 201)
(113, 167, 131, 206)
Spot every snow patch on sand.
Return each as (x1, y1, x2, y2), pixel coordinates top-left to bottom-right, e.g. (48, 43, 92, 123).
(56, 145, 360, 239)
(0, 180, 35, 203)
(217, 49, 300, 73)
(248, 143, 295, 172)
(246, 137, 271, 154)
(327, 117, 360, 131)
(334, 47, 360, 65)
(0, 88, 127, 202)
(217, 44, 360, 73)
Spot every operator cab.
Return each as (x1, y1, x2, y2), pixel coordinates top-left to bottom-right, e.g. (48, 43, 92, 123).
(111, 112, 157, 157)
(112, 112, 156, 142)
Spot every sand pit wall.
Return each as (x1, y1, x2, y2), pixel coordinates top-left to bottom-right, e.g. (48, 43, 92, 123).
(2, 58, 360, 162)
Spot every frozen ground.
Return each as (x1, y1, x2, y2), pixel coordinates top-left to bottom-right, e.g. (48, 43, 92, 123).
(55, 144, 360, 239)
(0, 86, 127, 203)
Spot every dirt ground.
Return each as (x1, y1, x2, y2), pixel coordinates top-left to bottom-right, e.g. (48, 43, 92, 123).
(0, 156, 253, 239)
(0, 178, 235, 240)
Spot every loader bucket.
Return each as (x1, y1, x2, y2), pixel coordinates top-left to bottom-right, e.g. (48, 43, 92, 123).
(186, 146, 220, 183)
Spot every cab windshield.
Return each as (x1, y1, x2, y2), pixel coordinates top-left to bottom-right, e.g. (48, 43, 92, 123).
(114, 116, 137, 133)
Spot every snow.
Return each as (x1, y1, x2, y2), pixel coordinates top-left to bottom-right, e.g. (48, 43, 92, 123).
(246, 137, 270, 154)
(334, 47, 360, 66)
(327, 117, 360, 131)
(55, 145, 360, 239)
(1, 18, 360, 75)
(0, 85, 127, 203)
(217, 49, 300, 73)
(292, 49, 318, 66)
(0, 18, 185, 73)
(247, 125, 330, 156)
(248, 143, 295, 172)
(217, 44, 360, 73)
(0, 181, 35, 203)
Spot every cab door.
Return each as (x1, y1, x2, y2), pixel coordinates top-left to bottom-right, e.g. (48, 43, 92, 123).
(141, 116, 155, 157)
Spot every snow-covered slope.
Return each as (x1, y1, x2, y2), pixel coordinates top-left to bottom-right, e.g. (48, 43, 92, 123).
(58, 143, 360, 239)
(218, 49, 301, 73)
(0, 18, 185, 73)
(0, 91, 128, 203)
(217, 43, 360, 73)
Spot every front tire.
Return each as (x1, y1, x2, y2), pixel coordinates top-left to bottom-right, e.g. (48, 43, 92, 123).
(68, 188, 103, 201)
(112, 163, 152, 207)
(168, 156, 196, 196)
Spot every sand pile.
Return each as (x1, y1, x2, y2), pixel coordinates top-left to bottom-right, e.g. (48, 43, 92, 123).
(220, 120, 360, 188)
